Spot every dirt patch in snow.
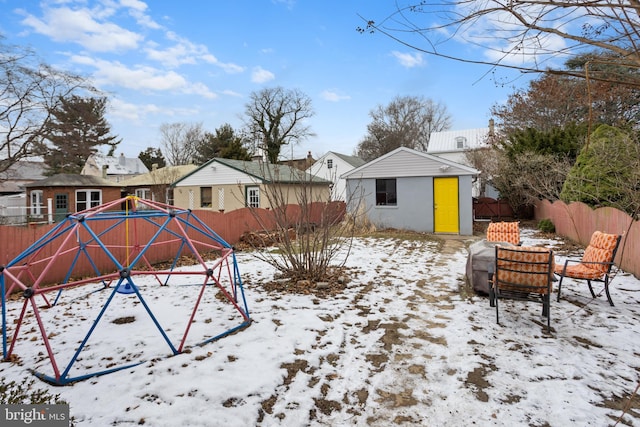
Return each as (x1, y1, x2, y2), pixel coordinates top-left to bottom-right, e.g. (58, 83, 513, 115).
(251, 230, 640, 425)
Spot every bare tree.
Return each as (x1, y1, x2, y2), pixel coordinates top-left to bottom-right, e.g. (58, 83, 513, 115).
(356, 95, 451, 161)
(0, 37, 90, 174)
(358, 2, 640, 86)
(243, 87, 315, 163)
(159, 122, 203, 165)
(235, 162, 356, 286)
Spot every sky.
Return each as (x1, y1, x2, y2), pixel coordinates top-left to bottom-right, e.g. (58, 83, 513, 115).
(0, 0, 530, 161)
(1, 226, 639, 425)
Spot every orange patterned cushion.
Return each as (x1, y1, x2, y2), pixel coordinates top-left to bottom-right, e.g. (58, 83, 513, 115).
(582, 231, 618, 274)
(496, 246, 553, 293)
(487, 222, 520, 245)
(554, 231, 619, 278)
(554, 263, 603, 280)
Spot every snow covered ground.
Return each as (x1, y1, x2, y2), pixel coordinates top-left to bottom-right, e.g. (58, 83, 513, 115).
(1, 227, 639, 426)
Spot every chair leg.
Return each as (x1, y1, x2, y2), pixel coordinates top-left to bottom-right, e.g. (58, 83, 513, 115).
(489, 286, 495, 307)
(556, 274, 564, 302)
(587, 279, 597, 298)
(495, 297, 500, 325)
(604, 276, 615, 307)
(542, 294, 550, 318)
(546, 304, 551, 333)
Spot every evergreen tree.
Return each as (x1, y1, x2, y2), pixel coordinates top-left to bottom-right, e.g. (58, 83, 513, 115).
(193, 123, 251, 165)
(138, 147, 167, 170)
(560, 125, 640, 216)
(41, 95, 121, 175)
(500, 123, 588, 161)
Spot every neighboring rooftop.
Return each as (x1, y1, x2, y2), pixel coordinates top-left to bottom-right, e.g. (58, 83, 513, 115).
(122, 164, 198, 186)
(25, 174, 121, 187)
(427, 127, 491, 153)
(0, 161, 47, 193)
(327, 151, 366, 168)
(81, 153, 149, 180)
(174, 158, 331, 186)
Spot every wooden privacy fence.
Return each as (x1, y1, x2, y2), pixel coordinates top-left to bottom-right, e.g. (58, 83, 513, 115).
(534, 199, 639, 279)
(0, 202, 346, 286)
(473, 197, 515, 219)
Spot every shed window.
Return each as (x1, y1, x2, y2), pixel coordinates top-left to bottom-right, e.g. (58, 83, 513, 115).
(200, 187, 212, 208)
(376, 179, 397, 206)
(327, 159, 333, 169)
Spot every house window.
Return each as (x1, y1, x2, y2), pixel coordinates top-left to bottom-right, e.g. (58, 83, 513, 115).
(327, 159, 333, 169)
(456, 136, 467, 149)
(135, 188, 151, 200)
(76, 190, 102, 212)
(376, 179, 397, 206)
(30, 190, 43, 217)
(246, 186, 260, 208)
(200, 187, 212, 208)
(166, 188, 174, 205)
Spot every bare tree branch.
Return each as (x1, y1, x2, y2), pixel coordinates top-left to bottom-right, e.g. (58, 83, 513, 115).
(0, 37, 92, 174)
(359, 1, 640, 86)
(243, 87, 315, 163)
(159, 122, 203, 166)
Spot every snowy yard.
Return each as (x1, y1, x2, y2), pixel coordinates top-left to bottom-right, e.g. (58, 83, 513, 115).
(1, 226, 639, 426)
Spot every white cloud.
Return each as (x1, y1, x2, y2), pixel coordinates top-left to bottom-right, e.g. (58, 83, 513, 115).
(119, 0, 149, 12)
(320, 90, 350, 102)
(391, 51, 425, 68)
(70, 55, 217, 99)
(220, 89, 243, 97)
(20, 6, 143, 52)
(184, 82, 217, 99)
(108, 97, 161, 122)
(145, 31, 244, 73)
(251, 66, 275, 83)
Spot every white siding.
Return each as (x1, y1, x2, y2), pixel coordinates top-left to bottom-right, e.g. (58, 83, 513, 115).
(307, 153, 357, 201)
(175, 163, 260, 187)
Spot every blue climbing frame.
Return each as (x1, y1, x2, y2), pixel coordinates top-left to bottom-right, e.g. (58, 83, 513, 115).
(0, 196, 250, 385)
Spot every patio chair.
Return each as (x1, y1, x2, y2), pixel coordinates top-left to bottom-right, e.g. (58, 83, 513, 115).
(486, 221, 521, 246)
(489, 245, 554, 333)
(555, 231, 622, 306)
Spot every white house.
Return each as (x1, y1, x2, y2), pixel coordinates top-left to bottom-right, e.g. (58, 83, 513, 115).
(81, 153, 149, 183)
(427, 121, 498, 198)
(343, 147, 479, 235)
(306, 151, 365, 201)
(172, 158, 331, 212)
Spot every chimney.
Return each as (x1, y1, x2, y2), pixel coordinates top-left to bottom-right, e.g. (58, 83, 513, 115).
(119, 153, 126, 166)
(152, 163, 158, 171)
(102, 164, 108, 179)
(488, 119, 495, 136)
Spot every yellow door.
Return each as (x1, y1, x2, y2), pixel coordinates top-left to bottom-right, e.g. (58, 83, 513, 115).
(434, 177, 459, 233)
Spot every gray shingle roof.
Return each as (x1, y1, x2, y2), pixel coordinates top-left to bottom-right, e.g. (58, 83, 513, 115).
(25, 174, 121, 187)
(175, 158, 331, 185)
(331, 152, 366, 168)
